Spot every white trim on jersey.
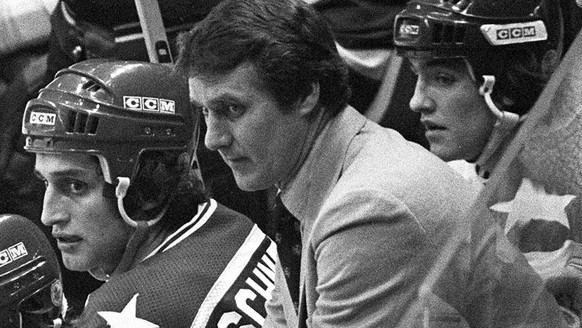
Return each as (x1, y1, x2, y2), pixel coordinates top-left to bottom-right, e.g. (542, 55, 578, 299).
(190, 225, 277, 327)
(142, 199, 217, 261)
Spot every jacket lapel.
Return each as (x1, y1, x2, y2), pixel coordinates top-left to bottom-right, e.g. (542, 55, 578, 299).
(289, 106, 367, 326)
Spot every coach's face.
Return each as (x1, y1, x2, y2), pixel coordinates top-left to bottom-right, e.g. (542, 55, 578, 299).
(189, 62, 314, 191)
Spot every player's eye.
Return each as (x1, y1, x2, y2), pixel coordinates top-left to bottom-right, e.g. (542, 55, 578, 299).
(56, 178, 88, 196)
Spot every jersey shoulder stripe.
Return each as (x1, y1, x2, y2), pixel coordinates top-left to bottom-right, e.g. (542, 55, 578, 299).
(144, 199, 216, 260)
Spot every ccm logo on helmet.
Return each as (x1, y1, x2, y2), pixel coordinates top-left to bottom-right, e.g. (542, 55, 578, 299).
(481, 21, 547, 46)
(497, 26, 536, 40)
(0, 242, 28, 268)
(123, 96, 176, 114)
(397, 20, 420, 38)
(30, 112, 57, 125)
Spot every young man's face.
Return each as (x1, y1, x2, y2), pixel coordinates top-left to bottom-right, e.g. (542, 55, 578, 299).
(35, 153, 133, 273)
(408, 57, 497, 162)
(189, 62, 311, 191)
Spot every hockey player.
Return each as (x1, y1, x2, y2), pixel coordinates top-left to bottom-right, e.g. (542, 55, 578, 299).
(393, 0, 563, 184)
(0, 214, 66, 328)
(22, 59, 276, 328)
(394, 0, 582, 325)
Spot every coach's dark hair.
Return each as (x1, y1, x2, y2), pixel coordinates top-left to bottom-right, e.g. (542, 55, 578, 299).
(175, 0, 350, 116)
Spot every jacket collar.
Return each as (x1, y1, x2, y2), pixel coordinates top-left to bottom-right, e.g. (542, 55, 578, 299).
(280, 106, 367, 224)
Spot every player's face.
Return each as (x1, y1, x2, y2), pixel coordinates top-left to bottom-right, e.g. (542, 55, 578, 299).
(408, 57, 497, 162)
(34, 153, 133, 274)
(189, 62, 310, 191)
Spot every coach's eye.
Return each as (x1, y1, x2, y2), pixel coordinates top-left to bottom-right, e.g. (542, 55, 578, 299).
(219, 103, 246, 119)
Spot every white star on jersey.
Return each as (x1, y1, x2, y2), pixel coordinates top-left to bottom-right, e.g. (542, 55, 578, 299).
(98, 294, 159, 328)
(490, 177, 576, 233)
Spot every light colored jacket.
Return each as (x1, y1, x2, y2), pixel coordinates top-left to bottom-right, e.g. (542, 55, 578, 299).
(264, 106, 567, 328)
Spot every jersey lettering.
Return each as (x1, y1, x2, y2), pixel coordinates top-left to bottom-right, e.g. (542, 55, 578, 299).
(203, 239, 277, 328)
(235, 290, 263, 325)
(217, 312, 243, 328)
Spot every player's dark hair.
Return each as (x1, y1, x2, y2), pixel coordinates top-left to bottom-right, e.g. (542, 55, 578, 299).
(122, 150, 208, 229)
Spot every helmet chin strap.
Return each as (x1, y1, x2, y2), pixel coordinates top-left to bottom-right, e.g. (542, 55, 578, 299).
(88, 177, 170, 280)
(115, 177, 166, 228)
(473, 75, 523, 177)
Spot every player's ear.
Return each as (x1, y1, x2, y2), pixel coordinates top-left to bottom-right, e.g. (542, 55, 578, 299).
(298, 82, 320, 117)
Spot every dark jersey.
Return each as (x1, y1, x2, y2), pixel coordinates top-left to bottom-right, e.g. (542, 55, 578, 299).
(76, 199, 276, 328)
